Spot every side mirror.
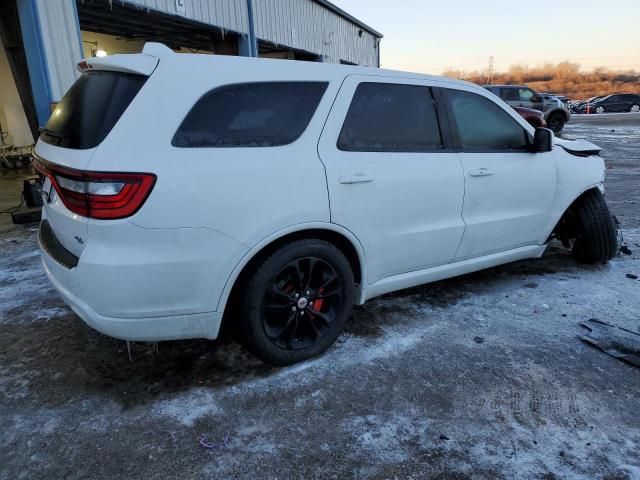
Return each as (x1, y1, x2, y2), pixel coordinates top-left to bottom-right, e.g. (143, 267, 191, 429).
(533, 128, 553, 152)
(531, 94, 542, 103)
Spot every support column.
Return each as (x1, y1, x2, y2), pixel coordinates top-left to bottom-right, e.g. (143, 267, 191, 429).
(246, 0, 258, 57)
(237, 34, 252, 57)
(15, 0, 51, 127)
(16, 0, 83, 127)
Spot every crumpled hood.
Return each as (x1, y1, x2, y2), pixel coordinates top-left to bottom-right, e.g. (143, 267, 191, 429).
(554, 137, 602, 155)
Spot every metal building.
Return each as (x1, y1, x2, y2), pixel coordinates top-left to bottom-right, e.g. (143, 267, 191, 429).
(0, 0, 382, 152)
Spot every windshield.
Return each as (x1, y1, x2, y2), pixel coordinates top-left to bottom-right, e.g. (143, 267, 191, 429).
(41, 71, 147, 149)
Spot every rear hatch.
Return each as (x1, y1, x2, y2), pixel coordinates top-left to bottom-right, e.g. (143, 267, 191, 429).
(35, 52, 158, 259)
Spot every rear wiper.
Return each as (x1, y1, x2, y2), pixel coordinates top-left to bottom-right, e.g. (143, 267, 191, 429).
(38, 127, 64, 139)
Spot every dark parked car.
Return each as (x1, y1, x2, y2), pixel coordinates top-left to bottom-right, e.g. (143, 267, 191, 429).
(570, 96, 605, 113)
(513, 106, 546, 128)
(578, 94, 640, 114)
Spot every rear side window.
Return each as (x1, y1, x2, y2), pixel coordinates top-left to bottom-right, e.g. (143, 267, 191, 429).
(41, 71, 147, 149)
(338, 83, 442, 152)
(172, 82, 328, 148)
(447, 89, 528, 151)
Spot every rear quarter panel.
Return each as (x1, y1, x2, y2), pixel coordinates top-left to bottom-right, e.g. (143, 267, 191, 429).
(86, 56, 341, 248)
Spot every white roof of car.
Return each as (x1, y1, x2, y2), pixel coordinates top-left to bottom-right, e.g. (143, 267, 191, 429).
(80, 42, 481, 93)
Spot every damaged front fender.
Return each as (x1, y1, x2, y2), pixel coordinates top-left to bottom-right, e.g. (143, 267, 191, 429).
(554, 137, 602, 157)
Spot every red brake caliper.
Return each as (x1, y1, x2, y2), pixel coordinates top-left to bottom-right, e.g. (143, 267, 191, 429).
(312, 288, 324, 312)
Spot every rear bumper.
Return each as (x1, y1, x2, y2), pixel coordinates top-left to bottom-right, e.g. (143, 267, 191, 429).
(42, 256, 222, 340)
(38, 218, 247, 341)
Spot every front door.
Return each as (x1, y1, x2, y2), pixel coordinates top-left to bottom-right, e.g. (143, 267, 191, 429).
(318, 77, 466, 284)
(441, 87, 557, 259)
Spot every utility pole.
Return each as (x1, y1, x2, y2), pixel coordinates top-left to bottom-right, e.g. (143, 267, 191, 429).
(488, 55, 494, 85)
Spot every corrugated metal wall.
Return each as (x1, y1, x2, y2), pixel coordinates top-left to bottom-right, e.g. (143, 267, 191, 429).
(36, 0, 82, 101)
(253, 0, 379, 66)
(123, 0, 378, 66)
(33, 0, 380, 102)
(123, 0, 249, 34)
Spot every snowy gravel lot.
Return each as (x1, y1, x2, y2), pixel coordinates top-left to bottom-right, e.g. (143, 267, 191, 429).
(1, 117, 639, 479)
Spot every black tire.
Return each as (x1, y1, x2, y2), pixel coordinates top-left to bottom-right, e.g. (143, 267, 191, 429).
(238, 239, 355, 365)
(630, 104, 640, 113)
(547, 112, 566, 133)
(572, 190, 618, 264)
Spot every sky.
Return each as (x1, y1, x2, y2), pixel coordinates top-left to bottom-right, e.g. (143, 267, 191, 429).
(331, 0, 640, 74)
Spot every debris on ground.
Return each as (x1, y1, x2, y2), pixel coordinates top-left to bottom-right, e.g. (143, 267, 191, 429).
(579, 319, 640, 367)
(620, 245, 632, 255)
(626, 273, 638, 280)
(198, 432, 230, 450)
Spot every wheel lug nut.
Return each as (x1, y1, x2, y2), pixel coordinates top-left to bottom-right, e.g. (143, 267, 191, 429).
(291, 306, 296, 312)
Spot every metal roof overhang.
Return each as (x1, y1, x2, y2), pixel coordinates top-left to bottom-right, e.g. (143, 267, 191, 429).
(312, 0, 383, 38)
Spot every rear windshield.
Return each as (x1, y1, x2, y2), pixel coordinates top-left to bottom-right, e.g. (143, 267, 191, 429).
(172, 82, 328, 148)
(41, 71, 147, 149)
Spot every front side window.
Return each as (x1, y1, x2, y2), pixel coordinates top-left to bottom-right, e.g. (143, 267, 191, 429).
(518, 88, 535, 101)
(500, 88, 519, 102)
(172, 82, 328, 148)
(447, 89, 528, 151)
(338, 82, 442, 152)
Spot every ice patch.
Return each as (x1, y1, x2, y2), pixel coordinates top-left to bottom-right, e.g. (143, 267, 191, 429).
(225, 323, 429, 398)
(344, 412, 431, 464)
(152, 389, 221, 426)
(33, 306, 68, 321)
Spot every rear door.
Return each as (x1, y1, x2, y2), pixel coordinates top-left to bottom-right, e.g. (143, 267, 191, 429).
(35, 68, 150, 257)
(318, 76, 465, 284)
(605, 95, 624, 112)
(441, 87, 556, 259)
(516, 88, 535, 109)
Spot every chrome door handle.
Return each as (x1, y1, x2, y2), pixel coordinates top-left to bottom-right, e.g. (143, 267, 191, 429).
(468, 168, 493, 177)
(339, 174, 374, 184)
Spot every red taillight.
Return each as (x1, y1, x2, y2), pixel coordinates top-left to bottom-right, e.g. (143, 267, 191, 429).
(34, 157, 156, 220)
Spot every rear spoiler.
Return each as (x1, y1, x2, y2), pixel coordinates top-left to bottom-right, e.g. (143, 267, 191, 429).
(76, 42, 173, 76)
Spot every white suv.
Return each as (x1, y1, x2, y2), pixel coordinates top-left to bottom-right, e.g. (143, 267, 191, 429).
(36, 44, 617, 365)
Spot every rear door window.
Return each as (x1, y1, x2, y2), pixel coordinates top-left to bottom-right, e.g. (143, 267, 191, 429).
(446, 89, 528, 151)
(337, 82, 443, 152)
(172, 82, 328, 148)
(41, 71, 147, 149)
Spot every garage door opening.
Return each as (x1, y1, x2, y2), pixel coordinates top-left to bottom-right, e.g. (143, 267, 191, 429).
(76, 0, 241, 57)
(258, 40, 321, 62)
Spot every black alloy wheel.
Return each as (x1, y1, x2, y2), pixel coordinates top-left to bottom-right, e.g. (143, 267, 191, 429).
(238, 239, 355, 365)
(261, 256, 342, 350)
